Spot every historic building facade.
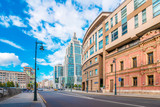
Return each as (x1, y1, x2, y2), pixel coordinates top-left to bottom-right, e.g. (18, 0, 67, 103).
(82, 0, 160, 94)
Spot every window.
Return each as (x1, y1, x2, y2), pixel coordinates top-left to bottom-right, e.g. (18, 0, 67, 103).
(90, 37, 92, 44)
(133, 57, 137, 68)
(133, 77, 137, 86)
(99, 28, 103, 38)
(148, 75, 154, 85)
(90, 71, 92, 76)
(134, 15, 138, 28)
(111, 64, 113, 72)
(95, 33, 97, 52)
(87, 51, 88, 58)
(111, 28, 118, 41)
(142, 9, 146, 24)
(134, 0, 146, 10)
(95, 57, 97, 62)
(122, 22, 127, 35)
(152, 0, 160, 17)
(87, 72, 88, 77)
(148, 52, 153, 64)
(105, 36, 109, 45)
(90, 46, 94, 55)
(120, 78, 124, 87)
(111, 18, 113, 28)
(115, 14, 118, 24)
(99, 40, 103, 50)
(95, 69, 98, 75)
(105, 22, 109, 32)
(93, 35, 94, 42)
(121, 6, 127, 25)
(120, 61, 124, 70)
(121, 6, 128, 36)
(90, 61, 92, 65)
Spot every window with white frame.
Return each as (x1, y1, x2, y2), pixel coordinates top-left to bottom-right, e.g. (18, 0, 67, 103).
(99, 40, 103, 50)
(99, 28, 103, 38)
(142, 9, 147, 24)
(111, 28, 118, 41)
(134, 14, 138, 28)
(105, 22, 109, 32)
(152, 0, 160, 17)
(134, 0, 146, 10)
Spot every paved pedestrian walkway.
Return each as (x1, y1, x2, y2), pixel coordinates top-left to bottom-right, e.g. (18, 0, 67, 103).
(0, 92, 45, 107)
(65, 89, 160, 99)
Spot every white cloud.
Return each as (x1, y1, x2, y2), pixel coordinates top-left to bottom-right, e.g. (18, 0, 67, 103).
(37, 44, 67, 67)
(41, 71, 53, 80)
(0, 39, 25, 51)
(23, 0, 124, 68)
(102, 0, 124, 11)
(0, 53, 21, 67)
(21, 63, 29, 67)
(24, 0, 102, 51)
(0, 15, 26, 28)
(9, 16, 27, 27)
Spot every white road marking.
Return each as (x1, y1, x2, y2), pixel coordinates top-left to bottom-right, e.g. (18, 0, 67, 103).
(56, 92, 146, 107)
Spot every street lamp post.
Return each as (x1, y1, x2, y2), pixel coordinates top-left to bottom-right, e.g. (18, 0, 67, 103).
(34, 40, 44, 101)
(113, 58, 117, 95)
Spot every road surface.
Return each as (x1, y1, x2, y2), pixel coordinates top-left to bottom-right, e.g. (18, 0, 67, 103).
(39, 91, 160, 107)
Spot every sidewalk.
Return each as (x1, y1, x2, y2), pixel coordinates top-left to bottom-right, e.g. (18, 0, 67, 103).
(0, 92, 46, 107)
(65, 89, 160, 99)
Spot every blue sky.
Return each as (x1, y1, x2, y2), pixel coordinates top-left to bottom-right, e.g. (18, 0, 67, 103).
(0, 0, 124, 82)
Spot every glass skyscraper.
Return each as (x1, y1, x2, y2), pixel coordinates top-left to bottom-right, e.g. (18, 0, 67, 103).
(53, 64, 64, 89)
(64, 33, 82, 87)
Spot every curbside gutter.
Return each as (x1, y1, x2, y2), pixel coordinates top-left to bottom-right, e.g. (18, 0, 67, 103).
(38, 93, 46, 107)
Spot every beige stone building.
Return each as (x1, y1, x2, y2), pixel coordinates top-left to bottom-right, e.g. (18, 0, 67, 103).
(0, 70, 28, 88)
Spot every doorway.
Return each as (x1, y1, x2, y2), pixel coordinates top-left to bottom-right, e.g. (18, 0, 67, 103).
(110, 79, 113, 92)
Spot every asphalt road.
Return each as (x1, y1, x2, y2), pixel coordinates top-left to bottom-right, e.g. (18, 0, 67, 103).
(39, 91, 160, 107)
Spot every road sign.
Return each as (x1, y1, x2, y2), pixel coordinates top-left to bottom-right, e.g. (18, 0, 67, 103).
(118, 77, 122, 82)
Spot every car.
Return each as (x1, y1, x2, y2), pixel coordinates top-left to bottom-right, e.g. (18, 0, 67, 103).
(54, 89, 58, 91)
(0, 88, 8, 98)
(38, 88, 43, 91)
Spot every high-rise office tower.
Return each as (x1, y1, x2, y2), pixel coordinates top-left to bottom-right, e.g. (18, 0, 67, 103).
(64, 33, 82, 87)
(53, 64, 64, 89)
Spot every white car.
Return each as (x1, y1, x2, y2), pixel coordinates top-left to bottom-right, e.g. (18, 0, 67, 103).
(0, 88, 8, 98)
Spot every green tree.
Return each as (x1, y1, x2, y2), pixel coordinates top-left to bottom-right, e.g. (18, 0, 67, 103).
(10, 81, 15, 87)
(0, 82, 2, 87)
(16, 83, 19, 87)
(74, 84, 78, 88)
(78, 85, 81, 88)
(27, 83, 31, 88)
(2, 83, 6, 87)
(7, 81, 11, 87)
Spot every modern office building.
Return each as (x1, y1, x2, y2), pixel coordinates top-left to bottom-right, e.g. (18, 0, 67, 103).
(82, 0, 160, 94)
(63, 33, 82, 87)
(53, 64, 64, 89)
(0, 70, 28, 88)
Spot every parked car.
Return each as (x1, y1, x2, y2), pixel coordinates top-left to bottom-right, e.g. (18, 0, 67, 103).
(0, 88, 8, 98)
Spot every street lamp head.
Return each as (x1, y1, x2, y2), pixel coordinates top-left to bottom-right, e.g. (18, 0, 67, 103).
(113, 58, 116, 63)
(40, 45, 44, 51)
